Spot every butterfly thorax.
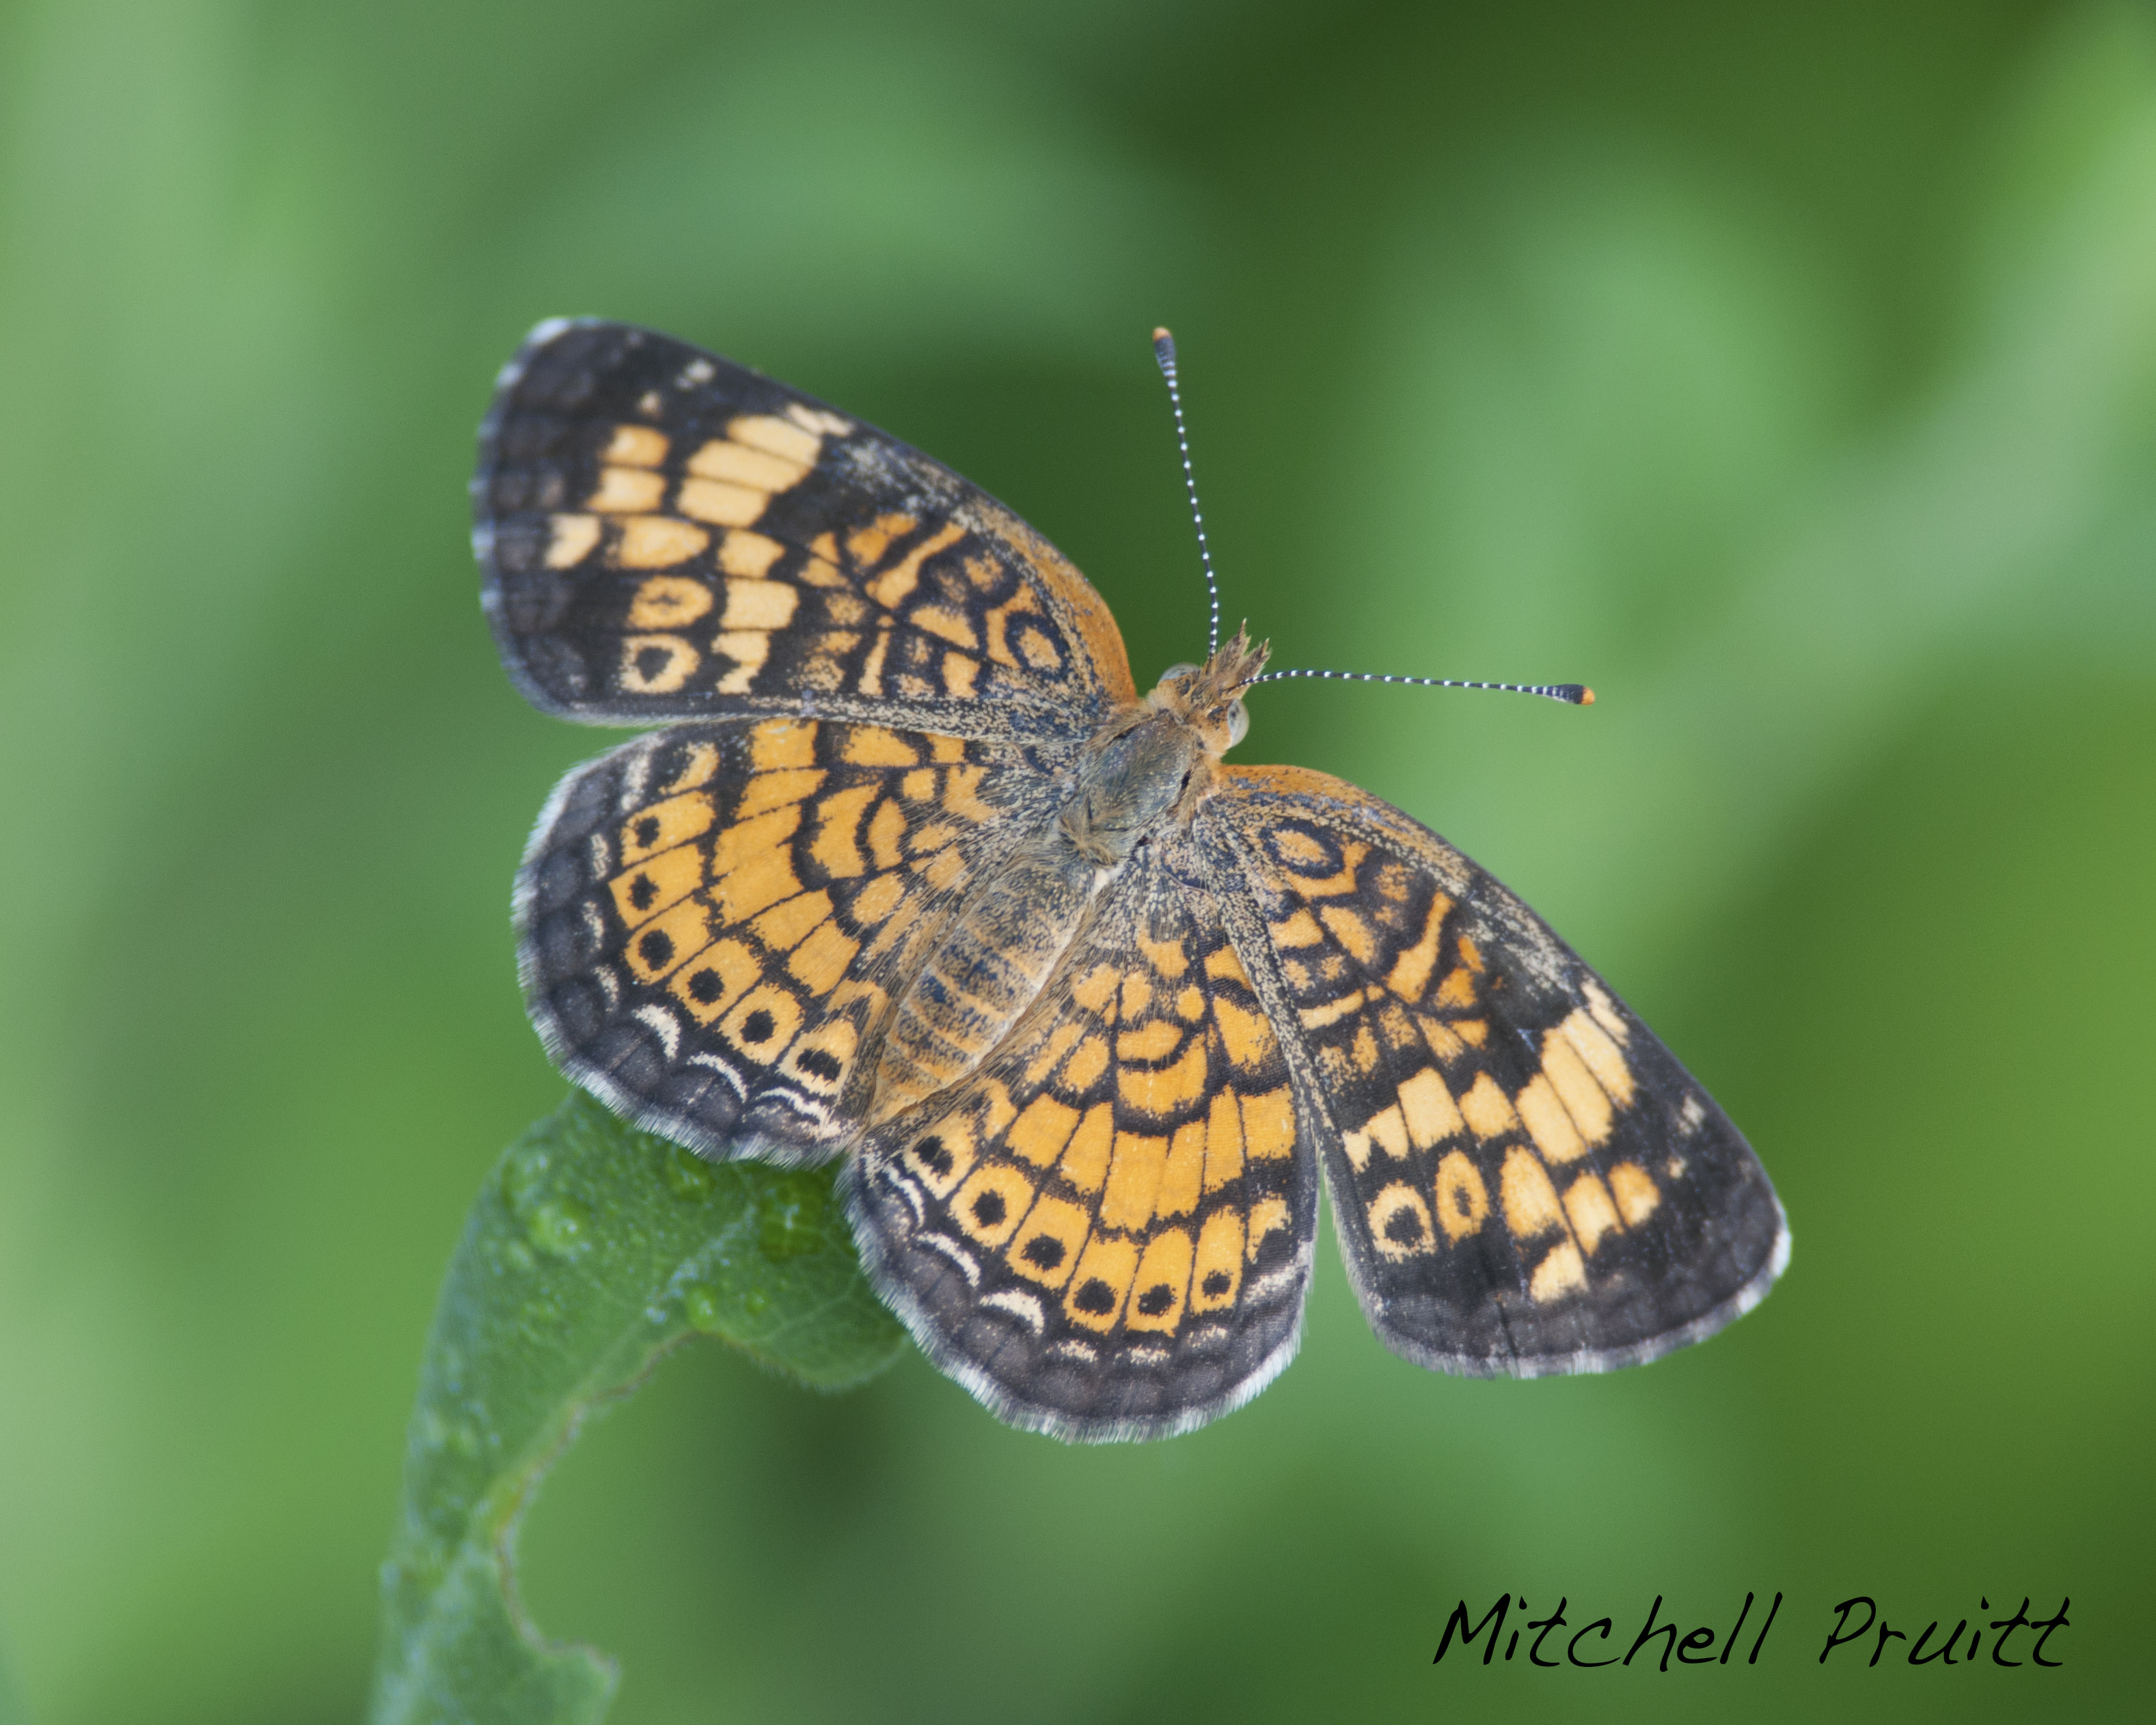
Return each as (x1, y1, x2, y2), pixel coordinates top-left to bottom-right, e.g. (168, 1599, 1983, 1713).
(1056, 709, 1203, 866)
(1093, 625, 1268, 840)
(869, 636, 1265, 1122)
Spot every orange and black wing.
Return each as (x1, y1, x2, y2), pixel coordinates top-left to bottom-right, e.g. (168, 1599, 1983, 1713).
(1200, 766, 1788, 1376)
(517, 716, 1065, 1163)
(476, 319, 1135, 742)
(843, 845, 1315, 1439)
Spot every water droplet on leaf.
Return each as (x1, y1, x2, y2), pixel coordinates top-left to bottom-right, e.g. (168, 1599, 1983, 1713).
(524, 1197, 590, 1259)
(683, 1285, 723, 1331)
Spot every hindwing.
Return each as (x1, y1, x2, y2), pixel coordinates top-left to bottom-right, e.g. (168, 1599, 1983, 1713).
(476, 320, 1135, 738)
(1201, 766, 1788, 1374)
(843, 841, 1315, 1439)
(517, 716, 1065, 1162)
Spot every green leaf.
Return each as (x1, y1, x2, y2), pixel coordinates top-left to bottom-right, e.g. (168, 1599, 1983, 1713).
(368, 1092, 906, 1724)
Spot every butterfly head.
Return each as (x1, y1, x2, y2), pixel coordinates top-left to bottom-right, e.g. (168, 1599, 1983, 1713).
(1145, 625, 1268, 758)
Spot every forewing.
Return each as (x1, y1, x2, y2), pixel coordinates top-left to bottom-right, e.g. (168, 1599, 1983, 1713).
(517, 716, 1062, 1162)
(1202, 766, 1788, 1375)
(843, 844, 1315, 1439)
(476, 320, 1135, 737)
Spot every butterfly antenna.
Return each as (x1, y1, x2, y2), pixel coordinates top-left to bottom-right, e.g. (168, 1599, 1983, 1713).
(1247, 667, 1595, 706)
(1153, 327, 1222, 657)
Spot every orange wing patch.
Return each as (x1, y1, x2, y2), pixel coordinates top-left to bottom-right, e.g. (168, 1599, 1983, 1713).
(892, 897, 1296, 1331)
(848, 862, 1314, 1434)
(517, 716, 1035, 1159)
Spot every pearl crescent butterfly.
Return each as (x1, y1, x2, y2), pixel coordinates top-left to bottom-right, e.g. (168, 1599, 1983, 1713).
(475, 319, 1789, 1440)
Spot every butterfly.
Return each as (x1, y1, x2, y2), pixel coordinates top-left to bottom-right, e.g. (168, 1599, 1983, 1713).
(474, 318, 1788, 1441)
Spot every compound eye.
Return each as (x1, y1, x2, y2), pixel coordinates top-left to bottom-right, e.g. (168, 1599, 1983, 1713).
(1160, 662, 1200, 685)
(1226, 699, 1248, 748)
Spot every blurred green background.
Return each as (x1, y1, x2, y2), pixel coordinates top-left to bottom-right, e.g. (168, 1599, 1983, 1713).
(2, 0, 2151, 1720)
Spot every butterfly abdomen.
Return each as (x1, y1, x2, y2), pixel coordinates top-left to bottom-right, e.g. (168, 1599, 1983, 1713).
(872, 836, 1097, 1120)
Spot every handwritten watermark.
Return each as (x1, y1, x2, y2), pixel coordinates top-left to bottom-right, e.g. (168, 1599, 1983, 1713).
(1432, 1592, 2070, 1670)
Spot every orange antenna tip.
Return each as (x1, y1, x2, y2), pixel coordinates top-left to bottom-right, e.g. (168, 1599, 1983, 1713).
(1152, 326, 1173, 342)
(1580, 687, 1596, 705)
